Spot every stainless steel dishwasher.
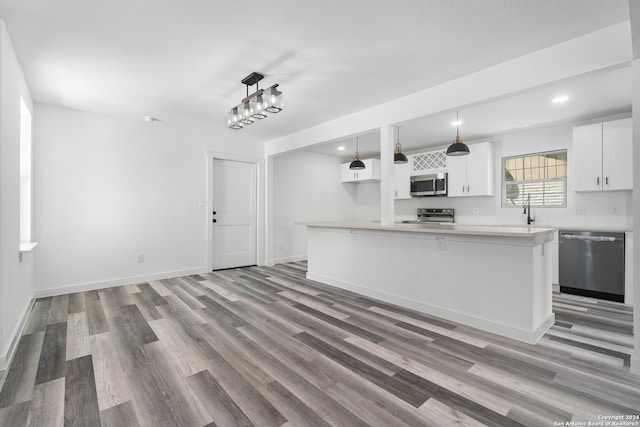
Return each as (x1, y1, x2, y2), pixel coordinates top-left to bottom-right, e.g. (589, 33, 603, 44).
(559, 230, 625, 302)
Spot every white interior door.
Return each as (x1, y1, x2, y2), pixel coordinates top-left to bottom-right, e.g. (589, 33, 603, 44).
(211, 159, 257, 270)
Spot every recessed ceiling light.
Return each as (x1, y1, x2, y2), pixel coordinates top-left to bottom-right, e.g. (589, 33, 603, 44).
(451, 120, 462, 126)
(337, 146, 346, 151)
(144, 116, 160, 122)
(551, 95, 569, 104)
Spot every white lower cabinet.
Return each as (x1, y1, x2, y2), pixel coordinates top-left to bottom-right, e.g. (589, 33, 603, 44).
(447, 141, 494, 197)
(340, 158, 381, 183)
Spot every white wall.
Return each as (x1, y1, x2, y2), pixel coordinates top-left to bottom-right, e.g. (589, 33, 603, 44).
(272, 150, 361, 263)
(631, 57, 640, 372)
(0, 21, 35, 367)
(355, 181, 381, 222)
(33, 104, 264, 295)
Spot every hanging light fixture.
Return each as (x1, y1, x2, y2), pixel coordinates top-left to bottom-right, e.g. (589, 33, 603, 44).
(239, 101, 255, 125)
(227, 107, 243, 130)
(349, 136, 365, 170)
(446, 111, 470, 156)
(394, 127, 408, 164)
(263, 86, 283, 113)
(227, 72, 282, 130)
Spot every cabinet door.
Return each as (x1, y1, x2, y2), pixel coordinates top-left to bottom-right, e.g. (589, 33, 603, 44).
(357, 159, 374, 181)
(447, 155, 467, 197)
(340, 159, 380, 182)
(572, 123, 603, 191)
(394, 162, 411, 199)
(411, 150, 447, 176)
(466, 142, 494, 196)
(340, 162, 357, 182)
(603, 118, 632, 191)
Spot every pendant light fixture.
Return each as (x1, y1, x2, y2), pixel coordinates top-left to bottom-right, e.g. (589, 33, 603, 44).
(227, 72, 282, 130)
(394, 127, 408, 164)
(349, 136, 365, 170)
(446, 111, 470, 156)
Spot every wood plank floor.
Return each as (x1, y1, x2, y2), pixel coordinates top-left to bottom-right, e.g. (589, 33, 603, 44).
(0, 261, 638, 426)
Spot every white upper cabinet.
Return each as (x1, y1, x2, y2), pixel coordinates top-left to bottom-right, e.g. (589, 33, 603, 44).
(572, 123, 602, 191)
(410, 149, 447, 176)
(394, 161, 411, 199)
(341, 158, 381, 183)
(447, 141, 494, 197)
(573, 118, 632, 192)
(603, 119, 633, 191)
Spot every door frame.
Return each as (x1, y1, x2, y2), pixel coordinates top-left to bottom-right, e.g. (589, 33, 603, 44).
(206, 151, 264, 272)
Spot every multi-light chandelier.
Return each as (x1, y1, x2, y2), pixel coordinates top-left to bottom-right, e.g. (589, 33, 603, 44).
(227, 72, 283, 130)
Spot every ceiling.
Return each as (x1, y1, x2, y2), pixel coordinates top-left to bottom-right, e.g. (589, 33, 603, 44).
(0, 0, 631, 147)
(311, 63, 633, 160)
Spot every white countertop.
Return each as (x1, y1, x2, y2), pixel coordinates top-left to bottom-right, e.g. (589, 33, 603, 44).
(303, 221, 556, 238)
(550, 226, 632, 233)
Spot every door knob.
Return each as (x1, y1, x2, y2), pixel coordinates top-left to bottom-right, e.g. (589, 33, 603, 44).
(212, 219, 217, 223)
(212, 211, 217, 215)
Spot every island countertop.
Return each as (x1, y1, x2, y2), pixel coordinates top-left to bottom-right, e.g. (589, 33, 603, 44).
(304, 220, 556, 343)
(302, 221, 556, 238)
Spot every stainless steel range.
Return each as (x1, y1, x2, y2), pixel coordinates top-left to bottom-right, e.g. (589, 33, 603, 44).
(402, 208, 455, 224)
(417, 208, 454, 223)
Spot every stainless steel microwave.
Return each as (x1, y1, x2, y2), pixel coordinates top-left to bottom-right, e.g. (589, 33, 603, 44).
(410, 173, 447, 197)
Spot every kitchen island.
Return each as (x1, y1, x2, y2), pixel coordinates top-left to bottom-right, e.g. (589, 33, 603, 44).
(304, 222, 556, 344)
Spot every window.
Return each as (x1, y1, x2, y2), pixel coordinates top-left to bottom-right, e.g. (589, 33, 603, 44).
(20, 97, 32, 244)
(503, 150, 567, 208)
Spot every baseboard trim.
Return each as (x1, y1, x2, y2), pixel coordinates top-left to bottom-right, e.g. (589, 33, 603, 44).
(273, 255, 307, 264)
(631, 355, 640, 375)
(307, 272, 554, 345)
(0, 298, 36, 371)
(34, 267, 208, 299)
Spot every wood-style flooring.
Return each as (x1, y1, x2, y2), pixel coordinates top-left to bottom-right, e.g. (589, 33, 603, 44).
(0, 261, 638, 426)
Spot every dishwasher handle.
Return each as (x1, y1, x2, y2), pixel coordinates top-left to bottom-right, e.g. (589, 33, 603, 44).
(560, 233, 621, 242)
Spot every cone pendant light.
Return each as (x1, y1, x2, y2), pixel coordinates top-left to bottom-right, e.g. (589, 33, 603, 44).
(446, 111, 470, 156)
(349, 137, 365, 170)
(394, 127, 408, 164)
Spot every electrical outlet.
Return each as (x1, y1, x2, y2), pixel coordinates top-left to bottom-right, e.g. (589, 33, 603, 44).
(576, 206, 585, 215)
(352, 231, 357, 240)
(473, 207, 479, 215)
(137, 254, 145, 263)
(612, 206, 619, 214)
(437, 237, 446, 251)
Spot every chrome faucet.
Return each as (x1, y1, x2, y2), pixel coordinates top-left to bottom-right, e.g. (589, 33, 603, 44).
(523, 193, 535, 225)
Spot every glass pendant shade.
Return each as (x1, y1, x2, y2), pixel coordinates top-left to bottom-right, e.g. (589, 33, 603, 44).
(239, 102, 255, 125)
(394, 143, 408, 164)
(227, 107, 243, 130)
(250, 94, 268, 119)
(264, 87, 283, 113)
